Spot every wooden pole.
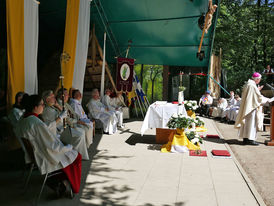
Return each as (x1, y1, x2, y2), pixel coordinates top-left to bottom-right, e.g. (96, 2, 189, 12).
(198, 14, 209, 53)
(91, 24, 96, 70)
(266, 102, 274, 146)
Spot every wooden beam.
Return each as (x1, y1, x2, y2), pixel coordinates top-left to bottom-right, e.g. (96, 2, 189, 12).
(92, 24, 96, 70)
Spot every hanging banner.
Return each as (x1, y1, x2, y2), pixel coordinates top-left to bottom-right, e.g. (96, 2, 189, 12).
(116, 58, 134, 92)
(6, 0, 39, 106)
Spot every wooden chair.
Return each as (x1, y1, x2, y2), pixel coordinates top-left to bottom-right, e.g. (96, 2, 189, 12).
(21, 138, 63, 205)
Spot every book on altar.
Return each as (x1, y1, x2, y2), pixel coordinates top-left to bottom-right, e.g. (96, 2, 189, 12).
(211, 149, 231, 158)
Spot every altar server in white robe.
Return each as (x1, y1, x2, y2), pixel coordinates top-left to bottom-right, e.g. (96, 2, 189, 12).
(57, 88, 93, 148)
(86, 89, 118, 134)
(102, 89, 123, 128)
(42, 90, 89, 160)
(235, 72, 271, 145)
(69, 89, 93, 128)
(15, 95, 82, 194)
(211, 98, 228, 118)
(227, 95, 241, 122)
(8, 92, 25, 128)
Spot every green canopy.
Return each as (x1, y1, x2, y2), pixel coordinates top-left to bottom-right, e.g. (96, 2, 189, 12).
(0, 0, 219, 68)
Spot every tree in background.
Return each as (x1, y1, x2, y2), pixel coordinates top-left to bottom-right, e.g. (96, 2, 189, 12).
(134, 64, 163, 103)
(214, 0, 274, 92)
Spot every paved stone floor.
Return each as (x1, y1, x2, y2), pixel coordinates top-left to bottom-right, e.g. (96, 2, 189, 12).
(0, 118, 269, 206)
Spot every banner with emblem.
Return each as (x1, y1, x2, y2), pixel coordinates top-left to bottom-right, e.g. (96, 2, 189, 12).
(116, 58, 134, 92)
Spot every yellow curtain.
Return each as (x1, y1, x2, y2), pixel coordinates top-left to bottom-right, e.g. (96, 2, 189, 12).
(6, 0, 24, 107)
(62, 0, 80, 90)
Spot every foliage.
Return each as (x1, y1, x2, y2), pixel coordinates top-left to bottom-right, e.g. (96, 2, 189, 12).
(167, 114, 193, 129)
(214, 0, 274, 92)
(179, 86, 186, 92)
(134, 64, 163, 103)
(194, 117, 205, 127)
(184, 100, 198, 111)
(185, 131, 203, 145)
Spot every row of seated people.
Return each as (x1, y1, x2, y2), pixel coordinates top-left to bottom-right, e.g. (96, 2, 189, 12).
(6, 88, 126, 198)
(197, 90, 242, 123)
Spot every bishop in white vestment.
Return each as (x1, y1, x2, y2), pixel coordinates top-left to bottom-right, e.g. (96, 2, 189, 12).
(235, 73, 270, 145)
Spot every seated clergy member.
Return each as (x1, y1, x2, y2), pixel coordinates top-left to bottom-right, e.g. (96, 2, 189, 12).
(15, 95, 82, 195)
(86, 89, 118, 134)
(8, 92, 25, 128)
(198, 90, 213, 117)
(56, 88, 93, 148)
(102, 88, 124, 128)
(42, 90, 89, 160)
(211, 98, 228, 118)
(69, 89, 93, 128)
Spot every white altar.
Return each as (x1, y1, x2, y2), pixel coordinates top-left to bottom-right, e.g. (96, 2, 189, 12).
(140, 101, 187, 135)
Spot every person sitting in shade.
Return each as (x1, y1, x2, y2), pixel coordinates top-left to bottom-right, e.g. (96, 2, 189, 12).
(198, 90, 213, 117)
(69, 89, 93, 128)
(86, 89, 118, 134)
(15, 95, 82, 196)
(42, 90, 89, 160)
(56, 88, 93, 148)
(8, 92, 25, 128)
(235, 72, 272, 145)
(102, 88, 124, 128)
(211, 98, 228, 118)
(226, 95, 241, 123)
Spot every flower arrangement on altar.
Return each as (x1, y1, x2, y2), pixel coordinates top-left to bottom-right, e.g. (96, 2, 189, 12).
(166, 114, 193, 129)
(185, 131, 203, 145)
(193, 117, 205, 127)
(184, 100, 198, 111)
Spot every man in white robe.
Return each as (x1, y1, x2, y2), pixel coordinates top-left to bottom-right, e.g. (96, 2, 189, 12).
(198, 90, 213, 117)
(42, 90, 89, 160)
(102, 89, 124, 128)
(69, 89, 93, 128)
(235, 72, 271, 145)
(57, 88, 93, 148)
(86, 89, 118, 134)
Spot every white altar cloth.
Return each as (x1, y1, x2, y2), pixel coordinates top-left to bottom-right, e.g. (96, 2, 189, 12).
(140, 102, 187, 135)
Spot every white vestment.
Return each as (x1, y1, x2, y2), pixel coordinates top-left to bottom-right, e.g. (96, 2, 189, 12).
(235, 79, 269, 140)
(69, 98, 93, 127)
(8, 107, 25, 128)
(86, 98, 118, 134)
(102, 95, 123, 127)
(211, 99, 228, 117)
(58, 99, 93, 148)
(15, 115, 78, 175)
(42, 105, 89, 160)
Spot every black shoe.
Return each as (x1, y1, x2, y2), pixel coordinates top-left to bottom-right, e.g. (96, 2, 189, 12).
(243, 138, 248, 145)
(103, 131, 109, 135)
(245, 139, 259, 146)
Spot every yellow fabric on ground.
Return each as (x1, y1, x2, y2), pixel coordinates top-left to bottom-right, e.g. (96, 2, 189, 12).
(196, 126, 207, 132)
(6, 0, 24, 107)
(62, 0, 80, 89)
(161, 129, 200, 153)
(187, 110, 196, 118)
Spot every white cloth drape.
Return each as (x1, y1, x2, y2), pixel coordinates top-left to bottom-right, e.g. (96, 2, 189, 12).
(24, 0, 38, 94)
(72, 0, 91, 94)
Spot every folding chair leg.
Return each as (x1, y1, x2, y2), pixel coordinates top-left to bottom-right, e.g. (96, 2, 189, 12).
(23, 163, 34, 192)
(36, 172, 48, 205)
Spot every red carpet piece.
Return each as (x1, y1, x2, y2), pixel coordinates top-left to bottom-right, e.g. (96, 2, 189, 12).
(189, 150, 207, 157)
(211, 150, 231, 157)
(172, 101, 178, 104)
(206, 134, 220, 139)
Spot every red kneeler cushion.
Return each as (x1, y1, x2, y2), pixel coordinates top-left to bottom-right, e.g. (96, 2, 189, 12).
(211, 150, 231, 157)
(206, 134, 220, 139)
(189, 150, 207, 157)
(172, 101, 178, 104)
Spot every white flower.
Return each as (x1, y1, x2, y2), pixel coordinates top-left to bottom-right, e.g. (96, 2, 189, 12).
(172, 113, 178, 118)
(187, 103, 192, 106)
(191, 138, 199, 144)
